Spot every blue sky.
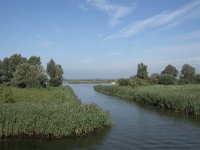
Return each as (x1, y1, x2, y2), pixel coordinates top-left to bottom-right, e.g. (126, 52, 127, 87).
(0, 0, 200, 79)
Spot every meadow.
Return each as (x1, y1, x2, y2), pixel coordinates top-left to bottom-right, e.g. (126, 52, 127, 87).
(94, 85, 200, 116)
(0, 86, 110, 139)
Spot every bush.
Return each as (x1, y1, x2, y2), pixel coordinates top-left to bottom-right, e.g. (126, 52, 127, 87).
(129, 77, 149, 87)
(117, 78, 129, 86)
(158, 74, 176, 85)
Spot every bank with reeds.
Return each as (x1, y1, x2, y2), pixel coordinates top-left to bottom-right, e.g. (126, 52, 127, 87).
(94, 85, 200, 116)
(0, 86, 110, 139)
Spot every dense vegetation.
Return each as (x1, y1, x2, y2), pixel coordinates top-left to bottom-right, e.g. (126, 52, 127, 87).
(0, 54, 63, 87)
(117, 62, 200, 87)
(94, 62, 200, 117)
(0, 85, 110, 139)
(94, 85, 200, 116)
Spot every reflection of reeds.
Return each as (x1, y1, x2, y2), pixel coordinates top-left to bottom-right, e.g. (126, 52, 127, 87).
(0, 86, 110, 139)
(94, 85, 200, 116)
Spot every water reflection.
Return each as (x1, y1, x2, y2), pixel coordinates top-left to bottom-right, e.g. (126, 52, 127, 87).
(0, 127, 111, 150)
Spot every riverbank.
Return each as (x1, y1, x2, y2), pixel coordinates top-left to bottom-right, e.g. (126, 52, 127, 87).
(0, 86, 110, 139)
(94, 85, 200, 116)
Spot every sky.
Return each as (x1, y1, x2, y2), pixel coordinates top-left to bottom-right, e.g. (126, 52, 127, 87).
(0, 0, 200, 79)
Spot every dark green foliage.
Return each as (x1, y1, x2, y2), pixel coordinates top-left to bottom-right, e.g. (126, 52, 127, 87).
(148, 73, 160, 84)
(28, 56, 41, 65)
(0, 60, 3, 83)
(47, 59, 63, 86)
(117, 78, 129, 86)
(129, 77, 149, 87)
(0, 86, 110, 138)
(0, 54, 63, 88)
(181, 64, 196, 82)
(13, 63, 48, 88)
(136, 62, 148, 79)
(161, 64, 179, 78)
(158, 74, 176, 85)
(94, 85, 200, 116)
(195, 74, 200, 84)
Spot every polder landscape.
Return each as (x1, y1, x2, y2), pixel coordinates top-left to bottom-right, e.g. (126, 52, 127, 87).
(1, 0, 200, 150)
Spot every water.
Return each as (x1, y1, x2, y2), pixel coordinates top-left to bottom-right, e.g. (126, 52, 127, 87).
(1, 84, 200, 150)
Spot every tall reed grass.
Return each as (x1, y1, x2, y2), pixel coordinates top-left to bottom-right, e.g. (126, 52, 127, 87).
(0, 86, 110, 139)
(94, 85, 200, 116)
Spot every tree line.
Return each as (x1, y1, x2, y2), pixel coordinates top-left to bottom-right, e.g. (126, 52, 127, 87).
(118, 62, 200, 86)
(0, 54, 63, 88)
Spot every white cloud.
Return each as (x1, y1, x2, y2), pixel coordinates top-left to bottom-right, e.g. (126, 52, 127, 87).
(104, 0, 200, 40)
(86, 0, 133, 27)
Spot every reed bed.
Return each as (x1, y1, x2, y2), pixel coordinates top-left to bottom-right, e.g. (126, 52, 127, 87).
(94, 85, 200, 116)
(0, 86, 110, 139)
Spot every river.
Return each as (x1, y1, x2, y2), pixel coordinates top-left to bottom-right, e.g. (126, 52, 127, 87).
(1, 84, 200, 150)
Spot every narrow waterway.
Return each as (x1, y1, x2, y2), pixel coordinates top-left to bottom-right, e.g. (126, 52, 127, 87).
(1, 84, 200, 150)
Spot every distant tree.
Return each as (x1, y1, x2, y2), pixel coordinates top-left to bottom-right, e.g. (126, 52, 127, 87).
(161, 64, 179, 78)
(195, 74, 200, 84)
(137, 62, 148, 79)
(13, 63, 47, 88)
(129, 77, 149, 87)
(181, 64, 196, 82)
(158, 74, 176, 85)
(1, 57, 11, 82)
(0, 54, 26, 83)
(149, 73, 160, 85)
(28, 56, 41, 65)
(47, 59, 63, 86)
(0, 60, 3, 83)
(117, 78, 129, 86)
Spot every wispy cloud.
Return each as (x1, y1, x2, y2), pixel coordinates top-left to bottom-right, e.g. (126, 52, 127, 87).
(86, 0, 133, 27)
(174, 30, 200, 41)
(104, 0, 200, 40)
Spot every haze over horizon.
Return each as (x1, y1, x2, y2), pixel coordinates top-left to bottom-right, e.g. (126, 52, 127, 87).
(0, 0, 200, 79)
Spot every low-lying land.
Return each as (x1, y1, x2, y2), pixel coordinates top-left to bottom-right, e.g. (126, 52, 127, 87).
(65, 79, 116, 84)
(0, 86, 110, 139)
(94, 85, 200, 116)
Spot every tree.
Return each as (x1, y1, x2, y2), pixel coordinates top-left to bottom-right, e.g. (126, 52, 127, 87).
(161, 64, 179, 78)
(137, 62, 148, 79)
(0, 60, 3, 83)
(181, 64, 196, 81)
(28, 56, 41, 65)
(47, 59, 63, 86)
(117, 78, 129, 86)
(195, 74, 200, 84)
(158, 74, 176, 85)
(13, 63, 47, 88)
(0, 54, 26, 83)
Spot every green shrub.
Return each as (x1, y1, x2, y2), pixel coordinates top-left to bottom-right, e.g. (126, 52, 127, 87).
(117, 78, 129, 86)
(158, 74, 176, 85)
(129, 77, 149, 87)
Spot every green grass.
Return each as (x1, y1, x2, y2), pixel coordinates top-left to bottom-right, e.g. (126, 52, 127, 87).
(94, 85, 200, 116)
(0, 86, 110, 139)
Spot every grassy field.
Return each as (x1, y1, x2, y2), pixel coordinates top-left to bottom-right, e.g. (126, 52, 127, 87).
(94, 85, 200, 116)
(0, 86, 110, 139)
